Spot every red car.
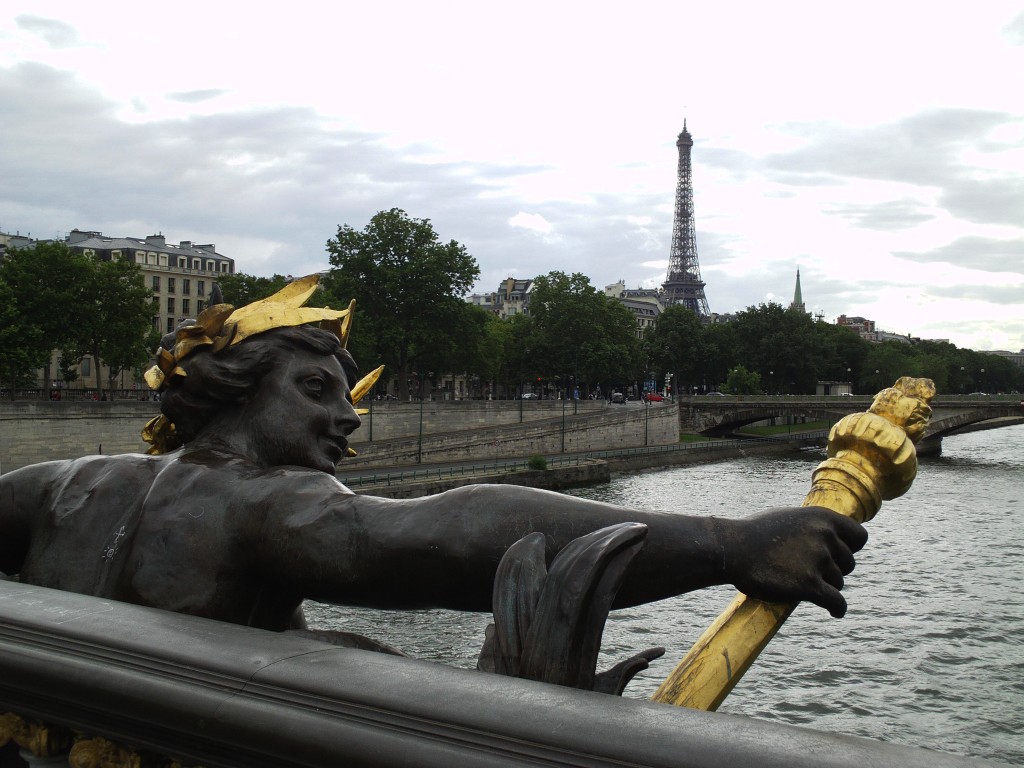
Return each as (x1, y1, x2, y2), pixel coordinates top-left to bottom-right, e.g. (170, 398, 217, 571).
(644, 392, 664, 402)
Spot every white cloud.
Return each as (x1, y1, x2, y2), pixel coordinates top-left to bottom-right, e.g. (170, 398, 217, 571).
(508, 212, 553, 235)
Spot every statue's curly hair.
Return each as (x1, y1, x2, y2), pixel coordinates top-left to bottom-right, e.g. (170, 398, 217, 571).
(160, 326, 358, 445)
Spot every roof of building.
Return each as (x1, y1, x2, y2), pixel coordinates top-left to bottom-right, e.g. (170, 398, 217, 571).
(67, 230, 229, 261)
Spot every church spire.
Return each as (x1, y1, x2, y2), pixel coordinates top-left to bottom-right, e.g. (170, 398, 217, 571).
(790, 269, 806, 314)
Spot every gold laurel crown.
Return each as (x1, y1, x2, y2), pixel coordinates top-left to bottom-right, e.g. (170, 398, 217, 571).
(142, 274, 383, 455)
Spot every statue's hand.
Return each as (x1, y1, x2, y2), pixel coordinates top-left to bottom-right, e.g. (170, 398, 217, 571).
(722, 507, 868, 618)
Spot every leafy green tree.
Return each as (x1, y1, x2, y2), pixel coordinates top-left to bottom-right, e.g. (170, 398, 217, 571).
(696, 322, 738, 394)
(644, 305, 705, 395)
(0, 275, 48, 390)
(810, 323, 869, 389)
(0, 241, 92, 390)
(474, 311, 517, 398)
(526, 271, 642, 396)
(323, 209, 480, 399)
(216, 273, 292, 307)
(731, 303, 819, 393)
(69, 257, 155, 397)
(722, 365, 761, 395)
(502, 313, 539, 394)
(861, 342, 912, 393)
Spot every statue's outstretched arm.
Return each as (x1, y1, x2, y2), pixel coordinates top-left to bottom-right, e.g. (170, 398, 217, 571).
(260, 480, 865, 615)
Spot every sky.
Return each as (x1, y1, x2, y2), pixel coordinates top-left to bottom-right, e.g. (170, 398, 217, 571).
(1, 2, 1022, 352)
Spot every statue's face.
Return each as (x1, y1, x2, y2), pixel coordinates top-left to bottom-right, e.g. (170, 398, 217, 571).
(239, 347, 361, 472)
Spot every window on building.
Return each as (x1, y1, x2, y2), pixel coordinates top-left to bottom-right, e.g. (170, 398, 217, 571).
(136, 252, 145, 264)
(197, 300, 205, 312)
(192, 259, 201, 270)
(111, 251, 121, 261)
(178, 257, 187, 268)
(152, 316, 160, 332)
(168, 277, 176, 294)
(182, 279, 191, 295)
(197, 281, 206, 297)
(182, 299, 190, 316)
(81, 358, 91, 377)
(167, 297, 176, 315)
(152, 276, 161, 291)
(147, 253, 157, 265)
(159, 255, 168, 266)
(206, 260, 215, 271)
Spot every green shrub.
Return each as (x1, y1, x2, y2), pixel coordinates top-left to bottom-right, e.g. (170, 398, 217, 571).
(526, 454, 548, 471)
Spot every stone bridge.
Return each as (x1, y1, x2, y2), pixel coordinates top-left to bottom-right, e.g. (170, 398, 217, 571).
(679, 394, 1023, 450)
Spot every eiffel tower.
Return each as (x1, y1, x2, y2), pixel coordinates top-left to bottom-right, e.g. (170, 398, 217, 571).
(662, 122, 710, 315)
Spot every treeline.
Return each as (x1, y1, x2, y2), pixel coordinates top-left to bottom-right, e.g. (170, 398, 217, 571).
(3, 211, 1019, 399)
(225, 210, 1023, 398)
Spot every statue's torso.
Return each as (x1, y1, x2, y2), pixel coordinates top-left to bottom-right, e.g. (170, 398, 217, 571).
(20, 452, 302, 629)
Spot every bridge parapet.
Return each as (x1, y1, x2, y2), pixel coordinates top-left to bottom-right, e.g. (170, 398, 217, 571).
(677, 395, 1022, 437)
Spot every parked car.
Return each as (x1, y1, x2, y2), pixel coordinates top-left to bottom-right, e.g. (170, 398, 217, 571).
(645, 392, 664, 402)
(520, 392, 539, 399)
(611, 392, 625, 404)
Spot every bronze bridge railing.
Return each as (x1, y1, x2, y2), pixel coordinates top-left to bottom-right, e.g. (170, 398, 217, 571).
(0, 581, 1004, 768)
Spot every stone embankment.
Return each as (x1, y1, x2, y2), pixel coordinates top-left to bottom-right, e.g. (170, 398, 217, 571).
(0, 399, 679, 473)
(341, 439, 812, 498)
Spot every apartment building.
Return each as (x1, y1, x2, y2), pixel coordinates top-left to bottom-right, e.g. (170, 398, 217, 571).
(66, 230, 235, 336)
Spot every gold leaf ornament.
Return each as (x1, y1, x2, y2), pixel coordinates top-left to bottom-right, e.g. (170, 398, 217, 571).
(142, 276, 380, 454)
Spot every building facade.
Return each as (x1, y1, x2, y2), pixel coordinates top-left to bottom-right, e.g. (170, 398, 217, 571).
(604, 281, 665, 338)
(66, 230, 235, 336)
(467, 277, 534, 320)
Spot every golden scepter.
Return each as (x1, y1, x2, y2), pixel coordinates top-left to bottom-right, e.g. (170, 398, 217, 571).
(652, 376, 936, 711)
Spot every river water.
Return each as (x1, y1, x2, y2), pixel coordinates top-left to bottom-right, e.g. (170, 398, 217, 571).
(305, 425, 1024, 764)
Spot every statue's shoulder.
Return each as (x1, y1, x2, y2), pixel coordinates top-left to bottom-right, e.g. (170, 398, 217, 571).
(151, 450, 348, 497)
(228, 464, 356, 510)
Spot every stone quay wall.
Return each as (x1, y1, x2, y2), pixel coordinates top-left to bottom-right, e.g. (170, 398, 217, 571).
(0, 401, 160, 472)
(343, 402, 680, 467)
(0, 400, 679, 473)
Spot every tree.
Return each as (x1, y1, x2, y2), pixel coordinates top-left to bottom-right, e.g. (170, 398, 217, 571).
(644, 305, 705, 395)
(731, 303, 819, 394)
(722, 365, 761, 395)
(476, 312, 516, 398)
(216, 273, 292, 307)
(69, 257, 156, 397)
(698, 322, 738, 394)
(0, 241, 92, 391)
(811, 323, 869, 390)
(526, 272, 642, 396)
(323, 209, 480, 400)
(0, 275, 48, 391)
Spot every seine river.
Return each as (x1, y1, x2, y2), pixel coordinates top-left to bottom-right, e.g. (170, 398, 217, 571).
(306, 424, 1024, 765)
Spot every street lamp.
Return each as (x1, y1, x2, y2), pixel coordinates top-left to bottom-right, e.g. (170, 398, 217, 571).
(417, 373, 425, 464)
(769, 370, 773, 396)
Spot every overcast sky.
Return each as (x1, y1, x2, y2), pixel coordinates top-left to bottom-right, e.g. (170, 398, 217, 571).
(2, 2, 1022, 352)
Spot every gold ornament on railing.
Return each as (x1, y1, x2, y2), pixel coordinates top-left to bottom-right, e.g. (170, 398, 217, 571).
(652, 376, 936, 711)
(0, 711, 73, 759)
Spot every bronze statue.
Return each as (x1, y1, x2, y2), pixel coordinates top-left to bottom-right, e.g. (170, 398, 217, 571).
(0, 278, 866, 687)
